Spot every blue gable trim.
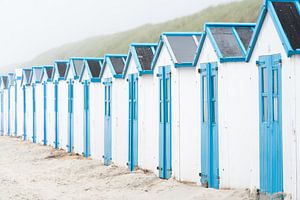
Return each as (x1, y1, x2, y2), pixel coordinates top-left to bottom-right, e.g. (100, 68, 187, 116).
(246, 0, 300, 61)
(192, 33, 206, 66)
(104, 54, 127, 79)
(32, 66, 43, 84)
(43, 65, 54, 82)
(69, 57, 85, 80)
(79, 58, 103, 82)
(54, 60, 69, 81)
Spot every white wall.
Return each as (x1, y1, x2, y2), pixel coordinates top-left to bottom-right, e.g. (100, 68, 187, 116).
(73, 80, 84, 154)
(47, 82, 56, 147)
(58, 81, 69, 150)
(16, 82, 24, 137)
(3, 89, 8, 136)
(26, 86, 33, 142)
(9, 85, 15, 136)
(35, 83, 44, 144)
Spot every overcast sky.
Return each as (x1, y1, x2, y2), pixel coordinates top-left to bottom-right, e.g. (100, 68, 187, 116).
(0, 0, 235, 67)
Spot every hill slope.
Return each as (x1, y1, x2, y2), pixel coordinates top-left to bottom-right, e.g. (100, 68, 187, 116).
(7, 0, 262, 73)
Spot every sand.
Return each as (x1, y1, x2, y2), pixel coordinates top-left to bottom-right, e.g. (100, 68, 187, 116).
(0, 136, 256, 200)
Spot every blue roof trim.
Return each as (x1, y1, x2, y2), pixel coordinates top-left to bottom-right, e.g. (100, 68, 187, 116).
(7, 73, 15, 87)
(151, 32, 203, 69)
(21, 68, 33, 86)
(103, 54, 127, 79)
(124, 43, 158, 77)
(43, 65, 54, 82)
(54, 60, 69, 81)
(79, 58, 104, 82)
(204, 22, 256, 63)
(246, 0, 300, 61)
(32, 66, 43, 84)
(192, 33, 206, 66)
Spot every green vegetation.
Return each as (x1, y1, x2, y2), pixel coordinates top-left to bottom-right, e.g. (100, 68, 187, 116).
(10, 0, 262, 73)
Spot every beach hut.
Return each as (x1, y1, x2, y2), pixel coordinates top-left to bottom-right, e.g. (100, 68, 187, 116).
(80, 58, 104, 159)
(7, 73, 16, 136)
(21, 69, 33, 141)
(151, 32, 202, 181)
(53, 60, 69, 149)
(32, 67, 44, 144)
(239, 0, 300, 198)
(194, 23, 256, 189)
(0, 76, 8, 136)
(42, 66, 55, 147)
(15, 69, 23, 137)
(66, 57, 85, 154)
(100, 54, 128, 166)
(123, 43, 157, 171)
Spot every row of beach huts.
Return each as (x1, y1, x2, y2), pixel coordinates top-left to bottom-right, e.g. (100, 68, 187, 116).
(0, 0, 299, 199)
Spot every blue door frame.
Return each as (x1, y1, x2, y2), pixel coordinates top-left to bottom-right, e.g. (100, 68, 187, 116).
(14, 82, 17, 137)
(7, 86, 11, 136)
(83, 80, 90, 157)
(128, 73, 138, 171)
(258, 54, 283, 196)
(200, 62, 219, 189)
(68, 80, 74, 153)
(43, 82, 47, 145)
(23, 86, 27, 140)
(157, 66, 172, 179)
(32, 84, 36, 143)
(54, 81, 59, 149)
(103, 78, 112, 166)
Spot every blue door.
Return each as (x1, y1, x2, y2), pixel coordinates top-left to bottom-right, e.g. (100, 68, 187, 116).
(23, 86, 26, 140)
(68, 80, 74, 153)
(54, 81, 59, 149)
(158, 66, 172, 179)
(14, 82, 18, 137)
(32, 84, 36, 143)
(83, 80, 90, 157)
(103, 78, 112, 166)
(7, 86, 10, 136)
(258, 54, 283, 196)
(43, 82, 47, 145)
(128, 73, 138, 171)
(200, 62, 219, 189)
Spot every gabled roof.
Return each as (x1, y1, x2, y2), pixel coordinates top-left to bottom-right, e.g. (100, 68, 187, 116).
(102, 54, 127, 79)
(80, 57, 104, 82)
(69, 57, 85, 80)
(32, 66, 44, 84)
(196, 23, 255, 63)
(42, 65, 54, 82)
(1, 76, 9, 89)
(54, 60, 69, 81)
(152, 32, 203, 68)
(8, 73, 15, 87)
(246, 0, 300, 61)
(124, 43, 157, 76)
(21, 68, 33, 86)
(15, 69, 22, 80)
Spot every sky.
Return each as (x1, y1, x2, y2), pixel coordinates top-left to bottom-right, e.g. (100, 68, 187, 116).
(0, 0, 235, 67)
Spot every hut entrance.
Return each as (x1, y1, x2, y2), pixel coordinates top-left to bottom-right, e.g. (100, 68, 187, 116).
(158, 66, 172, 179)
(128, 73, 138, 171)
(200, 62, 219, 189)
(103, 78, 112, 166)
(258, 54, 283, 196)
(68, 80, 74, 153)
(83, 80, 90, 157)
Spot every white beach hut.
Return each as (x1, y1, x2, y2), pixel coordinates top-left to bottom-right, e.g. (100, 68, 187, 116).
(100, 54, 128, 166)
(151, 32, 203, 181)
(80, 58, 104, 159)
(15, 69, 23, 137)
(194, 23, 256, 189)
(32, 67, 44, 144)
(21, 68, 33, 141)
(7, 73, 16, 136)
(123, 43, 157, 171)
(53, 60, 69, 149)
(237, 0, 300, 198)
(1, 76, 9, 136)
(66, 57, 85, 154)
(42, 66, 55, 147)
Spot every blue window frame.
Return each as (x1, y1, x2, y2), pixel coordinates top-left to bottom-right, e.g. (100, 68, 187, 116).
(103, 78, 112, 166)
(83, 80, 90, 157)
(67, 80, 74, 153)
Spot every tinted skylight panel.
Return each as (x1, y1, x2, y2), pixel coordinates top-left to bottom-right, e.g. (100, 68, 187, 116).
(272, 2, 300, 50)
(135, 46, 154, 70)
(57, 62, 68, 78)
(166, 35, 198, 63)
(87, 60, 101, 78)
(2, 76, 8, 88)
(73, 59, 84, 76)
(25, 70, 32, 83)
(34, 68, 43, 82)
(210, 27, 243, 57)
(46, 68, 53, 79)
(110, 57, 125, 74)
(235, 27, 253, 50)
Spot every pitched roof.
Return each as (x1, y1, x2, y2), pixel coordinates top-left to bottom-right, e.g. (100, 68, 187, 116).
(152, 32, 203, 68)
(81, 58, 104, 82)
(43, 66, 54, 82)
(69, 57, 85, 80)
(247, 0, 300, 60)
(1, 76, 8, 89)
(103, 54, 127, 79)
(124, 43, 157, 75)
(54, 60, 69, 81)
(21, 68, 33, 86)
(32, 66, 44, 84)
(8, 73, 15, 87)
(197, 23, 255, 63)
